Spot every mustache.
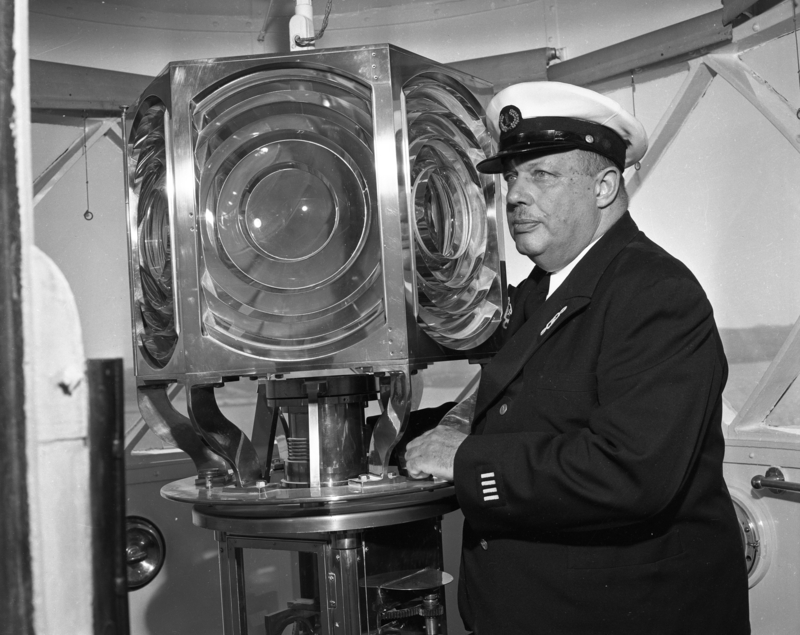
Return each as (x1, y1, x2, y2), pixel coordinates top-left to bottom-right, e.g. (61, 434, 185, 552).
(506, 203, 526, 218)
(507, 205, 540, 222)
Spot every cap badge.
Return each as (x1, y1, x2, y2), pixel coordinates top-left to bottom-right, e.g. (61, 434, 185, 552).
(499, 105, 521, 133)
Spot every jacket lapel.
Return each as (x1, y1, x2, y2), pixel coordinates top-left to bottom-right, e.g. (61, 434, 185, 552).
(474, 212, 642, 424)
(504, 267, 545, 339)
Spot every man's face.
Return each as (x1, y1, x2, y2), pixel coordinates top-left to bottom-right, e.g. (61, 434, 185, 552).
(504, 151, 602, 272)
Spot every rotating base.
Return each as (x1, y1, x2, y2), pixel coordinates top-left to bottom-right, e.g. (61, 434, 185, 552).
(161, 474, 452, 507)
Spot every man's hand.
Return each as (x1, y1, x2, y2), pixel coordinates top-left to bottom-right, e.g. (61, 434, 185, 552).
(404, 425, 467, 482)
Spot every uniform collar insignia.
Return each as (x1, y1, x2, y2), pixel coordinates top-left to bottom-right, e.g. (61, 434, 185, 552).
(540, 306, 568, 336)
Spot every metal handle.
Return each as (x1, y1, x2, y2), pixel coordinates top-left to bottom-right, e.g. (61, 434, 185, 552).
(751, 467, 800, 494)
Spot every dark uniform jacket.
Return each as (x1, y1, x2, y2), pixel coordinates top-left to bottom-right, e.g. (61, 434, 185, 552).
(453, 212, 750, 634)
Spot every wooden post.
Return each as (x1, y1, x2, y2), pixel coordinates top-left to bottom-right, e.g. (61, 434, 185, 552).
(0, 0, 35, 633)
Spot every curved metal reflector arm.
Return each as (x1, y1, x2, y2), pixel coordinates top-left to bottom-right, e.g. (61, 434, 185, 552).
(188, 385, 264, 487)
(368, 370, 412, 477)
(137, 386, 229, 477)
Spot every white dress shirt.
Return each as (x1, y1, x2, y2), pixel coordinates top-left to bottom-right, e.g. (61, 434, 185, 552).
(546, 236, 601, 299)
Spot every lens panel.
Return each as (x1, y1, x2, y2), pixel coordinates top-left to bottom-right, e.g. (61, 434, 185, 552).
(193, 69, 383, 359)
(406, 75, 502, 349)
(131, 100, 177, 368)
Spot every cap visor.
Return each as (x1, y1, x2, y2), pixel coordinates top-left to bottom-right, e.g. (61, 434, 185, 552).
(476, 142, 579, 174)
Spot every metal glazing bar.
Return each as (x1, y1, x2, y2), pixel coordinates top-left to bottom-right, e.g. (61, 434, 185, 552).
(104, 122, 125, 151)
(722, 0, 762, 26)
(704, 53, 800, 153)
(448, 48, 555, 91)
(729, 0, 800, 54)
(30, 60, 152, 119)
(627, 59, 716, 198)
(549, 10, 731, 87)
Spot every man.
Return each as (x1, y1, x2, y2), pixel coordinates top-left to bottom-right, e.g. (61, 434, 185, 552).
(405, 82, 750, 634)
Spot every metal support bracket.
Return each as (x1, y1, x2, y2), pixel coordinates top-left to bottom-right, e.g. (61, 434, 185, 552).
(253, 381, 280, 477)
(304, 380, 327, 489)
(136, 385, 230, 483)
(368, 369, 412, 478)
(188, 385, 263, 487)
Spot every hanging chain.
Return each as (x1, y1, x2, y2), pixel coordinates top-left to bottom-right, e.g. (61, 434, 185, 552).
(83, 114, 93, 221)
(295, 0, 334, 48)
(631, 72, 641, 170)
(257, 0, 275, 43)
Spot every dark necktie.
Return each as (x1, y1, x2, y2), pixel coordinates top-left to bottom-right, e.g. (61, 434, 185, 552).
(524, 269, 550, 320)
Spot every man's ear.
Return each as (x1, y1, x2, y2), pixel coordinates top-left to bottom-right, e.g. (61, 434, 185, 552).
(594, 166, 621, 209)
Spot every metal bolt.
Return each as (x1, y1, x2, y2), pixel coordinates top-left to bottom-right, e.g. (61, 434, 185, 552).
(328, 573, 335, 581)
(329, 600, 336, 608)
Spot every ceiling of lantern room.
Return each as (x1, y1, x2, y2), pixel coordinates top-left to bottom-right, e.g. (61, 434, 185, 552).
(28, 0, 722, 76)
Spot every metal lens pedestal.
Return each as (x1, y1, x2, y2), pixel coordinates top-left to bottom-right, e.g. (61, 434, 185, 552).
(160, 375, 457, 635)
(192, 493, 457, 635)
